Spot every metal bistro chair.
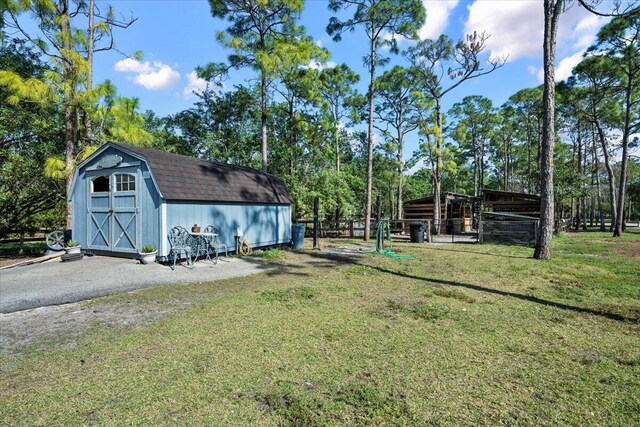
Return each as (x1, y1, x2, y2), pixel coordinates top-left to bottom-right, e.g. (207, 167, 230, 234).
(168, 226, 194, 270)
(203, 225, 228, 264)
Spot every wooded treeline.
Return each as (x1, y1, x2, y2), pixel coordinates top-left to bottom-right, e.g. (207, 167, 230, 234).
(1, 1, 639, 246)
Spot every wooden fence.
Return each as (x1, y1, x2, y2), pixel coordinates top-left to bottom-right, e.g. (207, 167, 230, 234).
(479, 220, 539, 246)
(0, 229, 50, 256)
(0, 228, 50, 244)
(294, 218, 432, 241)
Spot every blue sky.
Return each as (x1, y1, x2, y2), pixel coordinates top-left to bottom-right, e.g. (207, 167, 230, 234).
(88, 0, 611, 158)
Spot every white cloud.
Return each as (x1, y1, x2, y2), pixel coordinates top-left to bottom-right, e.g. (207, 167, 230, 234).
(306, 60, 337, 71)
(380, 31, 407, 51)
(465, 1, 542, 62)
(527, 65, 538, 75)
(464, 1, 608, 63)
(315, 39, 323, 48)
(572, 15, 606, 50)
(555, 50, 585, 81)
(419, 0, 459, 40)
(534, 49, 586, 83)
(183, 71, 209, 98)
(114, 57, 151, 73)
(114, 58, 181, 90)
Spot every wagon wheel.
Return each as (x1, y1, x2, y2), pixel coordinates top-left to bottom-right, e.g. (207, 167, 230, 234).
(45, 230, 65, 251)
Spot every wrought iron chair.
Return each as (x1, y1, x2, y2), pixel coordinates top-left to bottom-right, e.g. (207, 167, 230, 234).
(168, 226, 194, 270)
(203, 225, 228, 264)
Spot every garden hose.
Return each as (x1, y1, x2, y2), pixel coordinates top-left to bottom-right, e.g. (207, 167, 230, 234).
(372, 220, 415, 260)
(239, 238, 253, 256)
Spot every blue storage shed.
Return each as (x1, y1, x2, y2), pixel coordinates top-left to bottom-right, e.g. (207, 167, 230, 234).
(69, 142, 293, 260)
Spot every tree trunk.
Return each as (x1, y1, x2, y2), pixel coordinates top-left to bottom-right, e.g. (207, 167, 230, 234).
(433, 97, 443, 236)
(363, 35, 376, 241)
(59, 0, 75, 229)
(334, 112, 340, 172)
(84, 0, 95, 145)
(288, 98, 295, 177)
(575, 122, 582, 230)
(527, 123, 532, 193)
(534, 0, 562, 260)
(582, 132, 588, 231)
(590, 132, 596, 227)
(613, 66, 634, 237)
(480, 139, 485, 193)
(396, 114, 403, 220)
(503, 135, 509, 192)
(536, 119, 542, 193)
(595, 121, 617, 231)
(65, 102, 74, 229)
(261, 70, 268, 173)
(472, 132, 479, 197)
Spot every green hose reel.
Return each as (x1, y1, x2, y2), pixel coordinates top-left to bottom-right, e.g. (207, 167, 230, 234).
(372, 220, 415, 260)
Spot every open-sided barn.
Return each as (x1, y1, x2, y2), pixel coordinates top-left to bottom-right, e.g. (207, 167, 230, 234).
(481, 189, 541, 217)
(69, 142, 293, 261)
(403, 189, 541, 241)
(403, 192, 474, 234)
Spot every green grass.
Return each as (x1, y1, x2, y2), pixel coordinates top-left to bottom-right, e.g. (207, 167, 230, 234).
(1, 230, 639, 426)
(254, 248, 288, 260)
(0, 241, 46, 257)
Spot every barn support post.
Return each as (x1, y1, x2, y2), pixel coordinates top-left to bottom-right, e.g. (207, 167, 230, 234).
(313, 196, 319, 249)
(479, 219, 484, 243)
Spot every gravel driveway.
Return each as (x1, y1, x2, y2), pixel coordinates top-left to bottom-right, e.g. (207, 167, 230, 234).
(0, 255, 268, 313)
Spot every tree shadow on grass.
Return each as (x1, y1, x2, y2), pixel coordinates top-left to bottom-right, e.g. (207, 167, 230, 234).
(301, 251, 637, 324)
(425, 246, 532, 260)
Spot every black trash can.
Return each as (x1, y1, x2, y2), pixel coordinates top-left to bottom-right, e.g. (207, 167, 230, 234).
(291, 223, 305, 250)
(64, 229, 73, 244)
(409, 222, 425, 243)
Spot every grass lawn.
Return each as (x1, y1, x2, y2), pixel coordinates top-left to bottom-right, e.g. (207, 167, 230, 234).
(1, 230, 639, 426)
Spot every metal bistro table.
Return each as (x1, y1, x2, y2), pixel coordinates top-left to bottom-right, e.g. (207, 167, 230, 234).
(190, 231, 218, 264)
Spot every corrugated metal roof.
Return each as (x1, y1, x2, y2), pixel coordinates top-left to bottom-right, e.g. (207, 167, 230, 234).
(113, 143, 294, 205)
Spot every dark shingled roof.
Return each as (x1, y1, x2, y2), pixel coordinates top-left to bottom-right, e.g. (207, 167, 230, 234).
(113, 143, 293, 204)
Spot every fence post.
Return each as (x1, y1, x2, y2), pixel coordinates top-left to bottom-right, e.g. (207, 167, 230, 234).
(19, 231, 25, 255)
(349, 220, 354, 238)
(479, 219, 483, 243)
(451, 219, 455, 243)
(313, 196, 319, 249)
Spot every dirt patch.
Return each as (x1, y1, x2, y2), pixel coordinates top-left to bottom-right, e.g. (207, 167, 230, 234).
(607, 240, 640, 258)
(0, 295, 197, 357)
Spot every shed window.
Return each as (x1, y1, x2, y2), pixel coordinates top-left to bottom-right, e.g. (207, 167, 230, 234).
(92, 176, 110, 193)
(115, 174, 135, 192)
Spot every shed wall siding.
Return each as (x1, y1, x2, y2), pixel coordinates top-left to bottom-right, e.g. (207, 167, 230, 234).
(71, 172, 88, 248)
(164, 201, 291, 256)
